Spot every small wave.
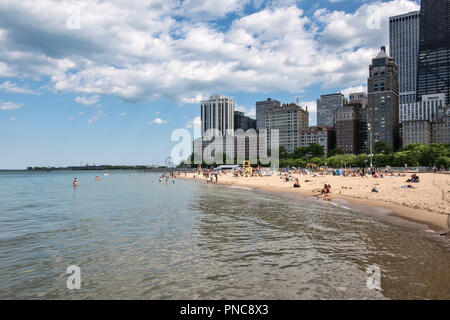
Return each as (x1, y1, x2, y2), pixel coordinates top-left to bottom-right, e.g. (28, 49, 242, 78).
(320, 200, 352, 211)
(228, 186, 252, 191)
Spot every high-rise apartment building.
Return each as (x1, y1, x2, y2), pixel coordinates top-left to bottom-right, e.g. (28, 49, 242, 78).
(402, 120, 432, 147)
(201, 95, 235, 138)
(265, 104, 309, 153)
(317, 93, 347, 127)
(399, 93, 446, 123)
(336, 103, 367, 154)
(197, 95, 268, 163)
(389, 11, 420, 105)
(432, 105, 450, 144)
(256, 98, 281, 131)
(367, 46, 400, 151)
(416, 0, 450, 105)
(299, 126, 335, 155)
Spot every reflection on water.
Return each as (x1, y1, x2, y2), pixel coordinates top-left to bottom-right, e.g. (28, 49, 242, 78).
(0, 171, 449, 299)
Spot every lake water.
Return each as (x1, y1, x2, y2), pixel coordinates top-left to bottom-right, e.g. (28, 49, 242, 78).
(0, 170, 449, 299)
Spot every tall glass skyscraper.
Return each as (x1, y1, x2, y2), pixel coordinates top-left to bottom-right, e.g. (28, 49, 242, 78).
(416, 0, 450, 105)
(389, 11, 420, 105)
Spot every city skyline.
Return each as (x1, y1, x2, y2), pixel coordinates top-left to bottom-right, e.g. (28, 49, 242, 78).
(0, 0, 422, 169)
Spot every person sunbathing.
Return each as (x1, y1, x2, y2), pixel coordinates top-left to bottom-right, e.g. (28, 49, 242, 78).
(293, 179, 300, 188)
(317, 184, 331, 200)
(406, 174, 420, 183)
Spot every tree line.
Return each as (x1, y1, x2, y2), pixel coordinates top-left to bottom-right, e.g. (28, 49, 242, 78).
(277, 142, 450, 169)
(183, 142, 450, 169)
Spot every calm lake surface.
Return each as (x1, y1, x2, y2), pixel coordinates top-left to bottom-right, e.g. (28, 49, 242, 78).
(0, 170, 449, 299)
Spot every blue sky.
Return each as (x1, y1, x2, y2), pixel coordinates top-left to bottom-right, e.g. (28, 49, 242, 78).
(0, 0, 420, 169)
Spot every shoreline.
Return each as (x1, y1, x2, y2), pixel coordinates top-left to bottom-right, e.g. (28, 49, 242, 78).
(179, 173, 450, 235)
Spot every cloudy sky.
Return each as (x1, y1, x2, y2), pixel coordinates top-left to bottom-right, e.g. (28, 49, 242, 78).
(0, 0, 419, 168)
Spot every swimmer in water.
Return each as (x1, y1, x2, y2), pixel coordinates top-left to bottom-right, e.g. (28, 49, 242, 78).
(95, 176, 100, 181)
(73, 178, 78, 187)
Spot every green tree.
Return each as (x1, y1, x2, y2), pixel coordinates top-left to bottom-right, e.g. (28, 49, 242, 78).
(435, 156, 450, 168)
(306, 143, 325, 158)
(278, 146, 290, 159)
(352, 154, 369, 167)
(373, 141, 392, 155)
(392, 151, 419, 167)
(294, 158, 307, 168)
(373, 154, 392, 167)
(292, 147, 308, 159)
(327, 148, 344, 157)
(309, 157, 325, 166)
(327, 155, 342, 168)
(418, 144, 448, 167)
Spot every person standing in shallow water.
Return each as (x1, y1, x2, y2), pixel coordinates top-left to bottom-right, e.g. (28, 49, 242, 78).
(73, 178, 78, 188)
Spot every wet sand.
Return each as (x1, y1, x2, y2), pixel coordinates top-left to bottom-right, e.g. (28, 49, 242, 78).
(180, 172, 450, 234)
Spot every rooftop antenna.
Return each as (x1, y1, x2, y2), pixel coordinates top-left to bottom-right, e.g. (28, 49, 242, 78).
(296, 97, 299, 106)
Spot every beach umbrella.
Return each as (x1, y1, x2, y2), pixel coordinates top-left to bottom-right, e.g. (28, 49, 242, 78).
(291, 167, 297, 170)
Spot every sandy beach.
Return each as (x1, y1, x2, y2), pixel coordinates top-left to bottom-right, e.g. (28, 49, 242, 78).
(180, 172, 450, 233)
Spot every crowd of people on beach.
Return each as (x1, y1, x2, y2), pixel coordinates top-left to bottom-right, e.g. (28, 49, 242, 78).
(72, 163, 431, 206)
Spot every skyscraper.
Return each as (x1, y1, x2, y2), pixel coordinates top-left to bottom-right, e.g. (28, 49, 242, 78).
(256, 98, 281, 130)
(316, 93, 347, 127)
(201, 95, 235, 138)
(389, 11, 420, 105)
(336, 103, 366, 154)
(416, 0, 450, 105)
(432, 105, 450, 144)
(399, 93, 447, 123)
(265, 104, 308, 153)
(367, 46, 400, 151)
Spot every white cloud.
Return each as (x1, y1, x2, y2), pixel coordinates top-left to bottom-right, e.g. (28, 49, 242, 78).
(316, 0, 419, 52)
(0, 0, 419, 104)
(10, 117, 15, 121)
(0, 81, 37, 94)
(185, 116, 201, 129)
(120, 112, 127, 116)
(87, 110, 105, 124)
(180, 94, 208, 104)
(301, 100, 317, 126)
(0, 101, 23, 110)
(177, 0, 250, 20)
(148, 118, 167, 125)
(0, 61, 15, 77)
(235, 105, 256, 118)
(74, 95, 100, 106)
